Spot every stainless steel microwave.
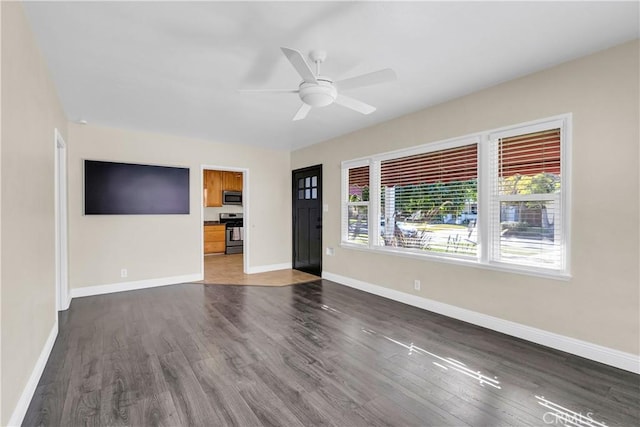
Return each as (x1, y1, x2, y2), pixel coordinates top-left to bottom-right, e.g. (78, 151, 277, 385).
(222, 190, 242, 205)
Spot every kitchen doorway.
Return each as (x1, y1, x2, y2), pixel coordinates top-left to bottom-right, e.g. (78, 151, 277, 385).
(201, 166, 248, 282)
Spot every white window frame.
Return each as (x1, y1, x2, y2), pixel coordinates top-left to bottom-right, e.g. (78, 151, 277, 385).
(376, 137, 480, 259)
(340, 114, 572, 280)
(342, 159, 371, 246)
(487, 117, 571, 276)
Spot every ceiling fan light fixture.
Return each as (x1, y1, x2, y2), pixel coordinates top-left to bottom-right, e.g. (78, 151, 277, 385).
(299, 80, 337, 107)
(241, 47, 396, 120)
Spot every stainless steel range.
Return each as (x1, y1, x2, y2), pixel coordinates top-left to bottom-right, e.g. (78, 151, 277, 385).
(219, 213, 243, 254)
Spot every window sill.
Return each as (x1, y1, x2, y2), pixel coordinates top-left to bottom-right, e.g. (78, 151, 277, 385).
(340, 241, 571, 281)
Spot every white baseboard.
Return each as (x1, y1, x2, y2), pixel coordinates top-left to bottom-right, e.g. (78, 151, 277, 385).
(70, 273, 202, 299)
(8, 320, 59, 427)
(322, 271, 640, 374)
(246, 262, 292, 274)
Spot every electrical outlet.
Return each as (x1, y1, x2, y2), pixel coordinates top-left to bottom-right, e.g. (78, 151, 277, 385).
(121, 269, 128, 278)
(414, 279, 421, 291)
(326, 247, 335, 256)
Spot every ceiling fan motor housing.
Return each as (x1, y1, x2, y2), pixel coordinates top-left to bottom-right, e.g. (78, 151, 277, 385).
(299, 79, 336, 107)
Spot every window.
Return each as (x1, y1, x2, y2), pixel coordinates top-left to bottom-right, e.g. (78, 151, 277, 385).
(298, 175, 318, 200)
(379, 143, 478, 256)
(344, 163, 370, 245)
(490, 127, 564, 270)
(341, 115, 571, 278)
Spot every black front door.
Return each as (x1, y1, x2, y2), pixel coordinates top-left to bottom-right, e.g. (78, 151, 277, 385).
(292, 165, 322, 276)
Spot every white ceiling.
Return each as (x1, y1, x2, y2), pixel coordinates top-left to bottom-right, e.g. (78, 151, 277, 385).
(23, 1, 639, 151)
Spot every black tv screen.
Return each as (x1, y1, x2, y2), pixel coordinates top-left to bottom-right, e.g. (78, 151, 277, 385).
(84, 160, 190, 215)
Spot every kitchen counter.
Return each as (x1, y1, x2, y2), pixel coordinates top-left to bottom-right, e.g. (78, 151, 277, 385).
(204, 221, 221, 226)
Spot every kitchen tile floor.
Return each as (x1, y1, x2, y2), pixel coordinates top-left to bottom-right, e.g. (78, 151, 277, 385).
(202, 254, 319, 286)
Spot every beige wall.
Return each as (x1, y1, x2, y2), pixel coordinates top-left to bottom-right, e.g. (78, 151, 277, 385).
(1, 2, 68, 424)
(68, 124, 291, 289)
(292, 40, 640, 355)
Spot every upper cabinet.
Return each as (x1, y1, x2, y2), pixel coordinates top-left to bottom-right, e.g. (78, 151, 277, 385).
(223, 171, 243, 192)
(203, 170, 223, 207)
(203, 170, 243, 207)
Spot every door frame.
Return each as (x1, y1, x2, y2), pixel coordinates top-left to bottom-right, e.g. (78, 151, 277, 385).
(292, 164, 323, 275)
(200, 165, 249, 276)
(54, 128, 70, 311)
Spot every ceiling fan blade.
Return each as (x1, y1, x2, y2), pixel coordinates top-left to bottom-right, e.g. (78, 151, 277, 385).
(334, 95, 376, 115)
(238, 89, 299, 94)
(293, 104, 312, 121)
(281, 47, 318, 84)
(335, 68, 397, 91)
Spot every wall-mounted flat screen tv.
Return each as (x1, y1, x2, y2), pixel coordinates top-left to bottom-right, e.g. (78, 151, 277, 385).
(84, 160, 190, 215)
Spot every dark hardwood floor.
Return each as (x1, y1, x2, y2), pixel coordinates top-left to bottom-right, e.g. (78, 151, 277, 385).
(24, 280, 639, 426)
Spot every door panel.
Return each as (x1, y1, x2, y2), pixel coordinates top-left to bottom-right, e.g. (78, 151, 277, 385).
(308, 207, 321, 268)
(292, 165, 322, 276)
(296, 207, 310, 268)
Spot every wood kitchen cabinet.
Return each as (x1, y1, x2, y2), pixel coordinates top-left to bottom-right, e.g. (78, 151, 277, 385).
(203, 170, 223, 207)
(203, 170, 243, 207)
(222, 171, 243, 192)
(204, 224, 225, 254)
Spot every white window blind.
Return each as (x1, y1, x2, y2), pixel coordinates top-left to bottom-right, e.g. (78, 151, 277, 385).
(379, 143, 478, 256)
(490, 127, 564, 269)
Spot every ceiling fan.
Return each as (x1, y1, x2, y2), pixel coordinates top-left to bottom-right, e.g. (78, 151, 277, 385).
(240, 47, 397, 121)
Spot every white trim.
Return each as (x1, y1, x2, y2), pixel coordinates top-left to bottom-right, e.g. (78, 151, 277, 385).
(377, 135, 480, 162)
(341, 158, 370, 169)
(340, 167, 348, 242)
(561, 114, 573, 276)
(200, 168, 205, 280)
(54, 129, 70, 311)
(488, 118, 566, 141)
(339, 242, 570, 281)
(369, 160, 381, 248)
(69, 273, 202, 299)
(242, 169, 250, 274)
(477, 133, 490, 264)
(322, 271, 639, 374)
(245, 262, 292, 274)
(8, 320, 59, 427)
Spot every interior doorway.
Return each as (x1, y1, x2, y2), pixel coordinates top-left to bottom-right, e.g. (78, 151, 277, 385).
(201, 166, 247, 281)
(292, 165, 323, 276)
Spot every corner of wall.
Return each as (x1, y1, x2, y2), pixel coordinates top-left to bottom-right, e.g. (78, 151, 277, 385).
(1, 2, 68, 425)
